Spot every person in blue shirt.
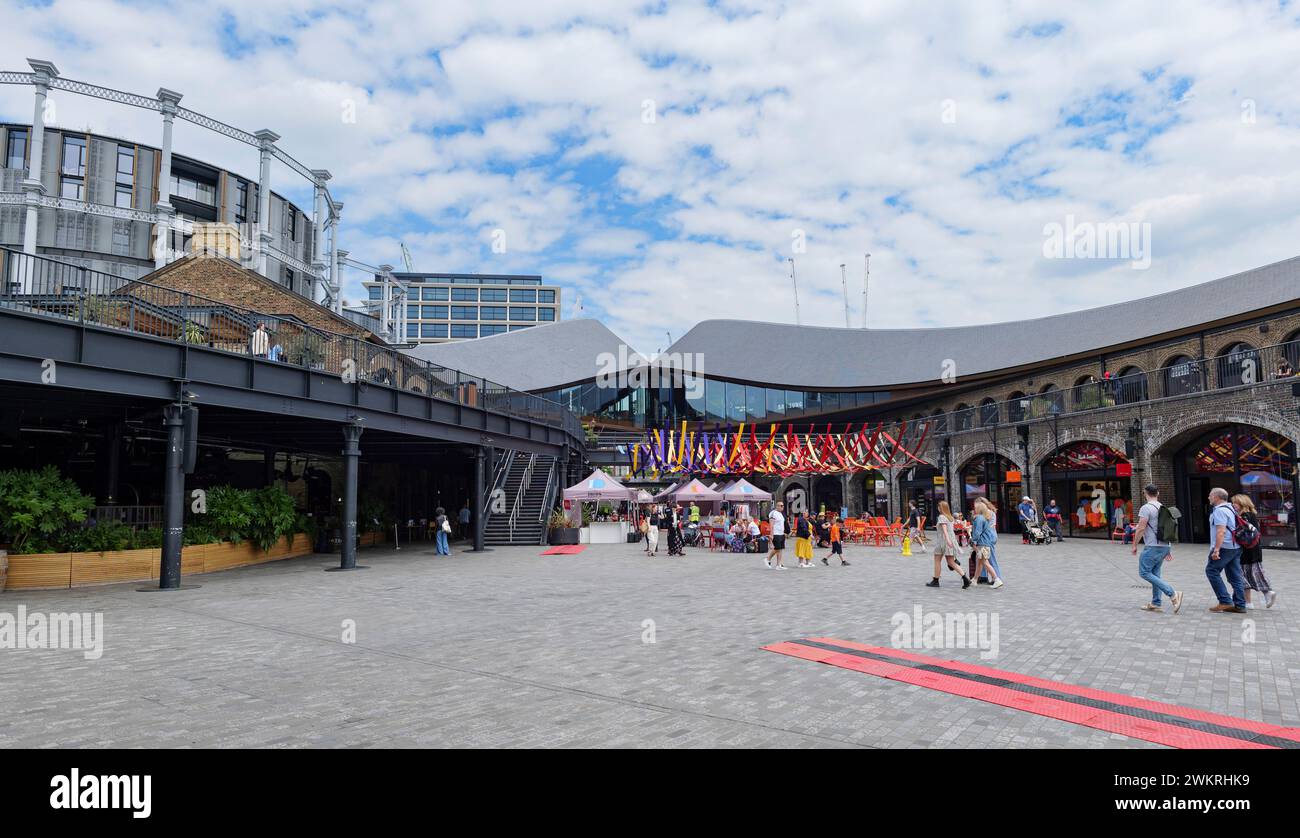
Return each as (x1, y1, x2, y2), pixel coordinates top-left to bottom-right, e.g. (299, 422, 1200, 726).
(969, 497, 1004, 588)
(1206, 487, 1246, 612)
(1017, 497, 1036, 543)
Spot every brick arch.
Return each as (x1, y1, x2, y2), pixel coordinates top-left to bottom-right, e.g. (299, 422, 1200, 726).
(1028, 428, 1129, 470)
(1149, 411, 1300, 458)
(953, 445, 1025, 474)
(1205, 333, 1259, 362)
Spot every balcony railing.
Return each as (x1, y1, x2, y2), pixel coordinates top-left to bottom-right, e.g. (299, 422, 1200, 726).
(931, 340, 1300, 435)
(0, 247, 584, 442)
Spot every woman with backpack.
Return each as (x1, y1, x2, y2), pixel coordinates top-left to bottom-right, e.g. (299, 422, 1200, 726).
(1233, 494, 1277, 609)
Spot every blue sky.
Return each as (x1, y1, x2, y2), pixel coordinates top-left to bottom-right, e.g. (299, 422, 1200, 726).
(3, 1, 1300, 354)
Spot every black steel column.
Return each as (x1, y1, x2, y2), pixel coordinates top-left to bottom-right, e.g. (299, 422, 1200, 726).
(469, 445, 488, 553)
(333, 423, 364, 571)
(102, 422, 123, 505)
(263, 448, 277, 487)
(159, 404, 185, 589)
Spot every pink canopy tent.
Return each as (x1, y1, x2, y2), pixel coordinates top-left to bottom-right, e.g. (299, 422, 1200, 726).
(662, 478, 724, 503)
(563, 469, 638, 502)
(720, 478, 773, 502)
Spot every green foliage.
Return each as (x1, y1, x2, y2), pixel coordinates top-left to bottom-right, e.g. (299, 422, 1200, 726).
(196, 485, 298, 551)
(67, 520, 133, 553)
(181, 524, 220, 546)
(247, 486, 298, 551)
(0, 466, 96, 553)
(204, 485, 254, 544)
(182, 321, 206, 344)
(357, 494, 390, 534)
(131, 527, 164, 549)
(282, 329, 326, 367)
(547, 508, 571, 530)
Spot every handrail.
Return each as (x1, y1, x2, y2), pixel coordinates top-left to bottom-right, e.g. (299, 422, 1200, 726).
(0, 246, 585, 443)
(538, 457, 559, 545)
(508, 453, 536, 542)
(483, 449, 511, 519)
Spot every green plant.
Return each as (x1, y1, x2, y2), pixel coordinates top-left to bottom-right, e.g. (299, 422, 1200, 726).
(283, 330, 326, 367)
(81, 294, 121, 326)
(205, 485, 254, 544)
(0, 466, 96, 553)
(357, 494, 390, 535)
(68, 520, 133, 553)
(131, 527, 164, 549)
(246, 486, 298, 551)
(181, 321, 206, 344)
(547, 509, 571, 530)
(182, 524, 220, 546)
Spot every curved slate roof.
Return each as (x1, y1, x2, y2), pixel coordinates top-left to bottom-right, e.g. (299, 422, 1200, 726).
(667, 255, 1300, 389)
(402, 318, 632, 392)
(400, 256, 1300, 392)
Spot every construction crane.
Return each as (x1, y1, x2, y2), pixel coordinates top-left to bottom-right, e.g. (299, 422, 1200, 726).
(840, 263, 850, 328)
(400, 242, 414, 274)
(788, 258, 802, 326)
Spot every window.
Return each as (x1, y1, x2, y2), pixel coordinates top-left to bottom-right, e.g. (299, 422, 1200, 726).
(406, 324, 419, 338)
(287, 210, 297, 241)
(116, 148, 134, 185)
(60, 179, 85, 200)
(1216, 342, 1259, 388)
(705, 379, 725, 422)
(5, 129, 27, 170)
(407, 304, 420, 319)
(508, 324, 532, 331)
(509, 306, 536, 321)
(1163, 355, 1201, 396)
(169, 175, 217, 205)
(766, 388, 785, 418)
(510, 289, 537, 303)
(537, 307, 556, 321)
(785, 390, 804, 417)
(451, 288, 478, 301)
(726, 382, 747, 422)
(451, 306, 477, 320)
(979, 398, 999, 426)
(805, 391, 822, 415)
(746, 386, 766, 421)
(451, 324, 477, 338)
(422, 305, 447, 319)
(111, 220, 131, 256)
(421, 323, 448, 339)
(421, 287, 448, 301)
(480, 288, 507, 302)
(480, 324, 507, 336)
(115, 185, 132, 208)
(368, 287, 382, 300)
(234, 181, 248, 223)
(479, 306, 507, 321)
(281, 266, 294, 287)
(538, 290, 556, 304)
(61, 136, 86, 176)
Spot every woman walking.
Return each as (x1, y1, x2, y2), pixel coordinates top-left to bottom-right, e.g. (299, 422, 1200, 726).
(927, 501, 970, 588)
(1233, 494, 1277, 608)
(434, 506, 451, 556)
(970, 498, 1004, 588)
(794, 512, 815, 567)
(666, 505, 684, 556)
(646, 506, 661, 555)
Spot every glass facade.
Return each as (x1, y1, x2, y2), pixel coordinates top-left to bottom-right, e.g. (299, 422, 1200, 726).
(367, 274, 560, 343)
(1177, 425, 1296, 548)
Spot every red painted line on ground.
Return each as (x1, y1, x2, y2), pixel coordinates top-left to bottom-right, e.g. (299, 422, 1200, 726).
(764, 638, 1300, 749)
(539, 545, 587, 555)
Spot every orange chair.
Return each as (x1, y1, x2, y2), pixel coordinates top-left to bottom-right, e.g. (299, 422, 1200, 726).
(1110, 522, 1125, 542)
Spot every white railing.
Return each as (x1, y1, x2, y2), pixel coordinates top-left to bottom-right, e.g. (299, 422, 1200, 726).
(508, 453, 537, 542)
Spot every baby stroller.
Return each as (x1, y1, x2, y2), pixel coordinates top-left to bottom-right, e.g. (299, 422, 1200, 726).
(1026, 522, 1053, 545)
(682, 521, 701, 548)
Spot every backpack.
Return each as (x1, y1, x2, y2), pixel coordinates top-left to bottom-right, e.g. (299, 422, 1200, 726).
(1156, 504, 1180, 544)
(1227, 506, 1261, 550)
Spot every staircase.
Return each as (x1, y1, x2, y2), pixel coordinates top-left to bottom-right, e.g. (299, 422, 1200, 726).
(484, 451, 556, 546)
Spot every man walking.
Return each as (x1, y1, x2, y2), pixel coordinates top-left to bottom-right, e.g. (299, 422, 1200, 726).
(767, 501, 787, 570)
(1018, 496, 1036, 544)
(1206, 487, 1246, 613)
(458, 502, 471, 540)
(1131, 484, 1182, 613)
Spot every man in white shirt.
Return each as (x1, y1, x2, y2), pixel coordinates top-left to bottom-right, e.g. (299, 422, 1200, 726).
(767, 502, 786, 570)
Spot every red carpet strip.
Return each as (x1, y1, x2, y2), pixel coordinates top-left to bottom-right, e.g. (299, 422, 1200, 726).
(763, 637, 1300, 749)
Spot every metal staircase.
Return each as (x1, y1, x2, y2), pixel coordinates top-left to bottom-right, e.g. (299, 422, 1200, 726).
(484, 451, 557, 546)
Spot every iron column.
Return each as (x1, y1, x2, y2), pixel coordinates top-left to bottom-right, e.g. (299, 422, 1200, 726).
(159, 404, 186, 589)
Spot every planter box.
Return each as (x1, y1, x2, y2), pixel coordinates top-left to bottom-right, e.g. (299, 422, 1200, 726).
(548, 527, 580, 545)
(3, 533, 316, 592)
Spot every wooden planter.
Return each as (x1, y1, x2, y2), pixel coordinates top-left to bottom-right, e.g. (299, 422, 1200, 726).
(1, 533, 316, 592)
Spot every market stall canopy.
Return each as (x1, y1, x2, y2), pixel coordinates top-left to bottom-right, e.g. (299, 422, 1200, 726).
(720, 478, 773, 502)
(664, 478, 724, 502)
(563, 469, 638, 502)
(635, 489, 655, 503)
(653, 481, 681, 501)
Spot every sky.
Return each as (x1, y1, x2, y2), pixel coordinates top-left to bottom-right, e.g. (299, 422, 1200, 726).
(2, 0, 1299, 355)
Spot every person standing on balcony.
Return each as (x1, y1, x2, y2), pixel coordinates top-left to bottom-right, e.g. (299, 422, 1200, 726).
(250, 322, 269, 357)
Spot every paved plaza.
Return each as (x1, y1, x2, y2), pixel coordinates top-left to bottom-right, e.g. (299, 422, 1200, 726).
(2, 538, 1297, 748)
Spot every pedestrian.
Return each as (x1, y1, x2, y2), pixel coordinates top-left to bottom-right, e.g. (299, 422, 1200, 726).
(666, 505, 684, 555)
(1018, 495, 1036, 544)
(1131, 483, 1183, 613)
(767, 501, 787, 569)
(1205, 487, 1246, 613)
(250, 322, 269, 357)
(434, 506, 451, 555)
(458, 502, 471, 540)
(901, 501, 920, 554)
(970, 497, 1003, 588)
(1233, 494, 1277, 609)
(794, 512, 815, 567)
(646, 505, 660, 555)
(927, 501, 970, 588)
(821, 513, 849, 566)
(1044, 497, 1063, 541)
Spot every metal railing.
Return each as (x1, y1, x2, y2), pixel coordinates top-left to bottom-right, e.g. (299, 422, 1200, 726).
(0, 247, 585, 441)
(929, 340, 1300, 435)
(507, 453, 537, 542)
(538, 457, 559, 545)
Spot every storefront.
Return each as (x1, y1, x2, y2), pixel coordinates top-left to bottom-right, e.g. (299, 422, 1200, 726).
(861, 470, 890, 519)
(960, 453, 1024, 533)
(1175, 425, 1297, 549)
(898, 465, 946, 529)
(1040, 441, 1132, 539)
(813, 475, 843, 516)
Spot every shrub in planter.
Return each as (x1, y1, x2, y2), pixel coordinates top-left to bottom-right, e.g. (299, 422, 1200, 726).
(247, 486, 298, 551)
(67, 520, 133, 553)
(131, 527, 164, 549)
(204, 485, 254, 544)
(0, 465, 96, 553)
